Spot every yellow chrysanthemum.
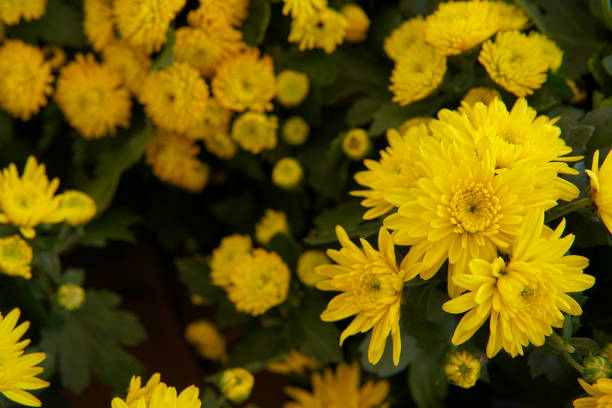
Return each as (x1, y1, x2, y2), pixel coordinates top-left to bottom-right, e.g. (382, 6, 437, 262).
(210, 234, 252, 288)
(461, 87, 501, 107)
(0, 40, 53, 121)
(395, 117, 433, 135)
(55, 54, 131, 139)
(203, 133, 237, 160)
(587, 150, 612, 234)
(285, 361, 389, 408)
(0, 308, 50, 407)
(189, 0, 250, 28)
(185, 320, 227, 363)
(282, 116, 310, 146)
(113, 0, 186, 54)
(288, 6, 348, 54)
(276, 70, 310, 108)
(383, 15, 426, 61)
(41, 45, 66, 71)
(141, 63, 209, 133)
(282, 0, 327, 19)
(317, 226, 407, 365)
(0, 0, 46, 25)
(297, 250, 329, 286)
(0, 235, 33, 279)
(112, 374, 202, 408)
(389, 43, 447, 106)
(57, 284, 86, 311)
(56, 191, 97, 226)
(255, 209, 289, 245)
(124, 373, 161, 405)
(219, 368, 254, 404)
(573, 378, 612, 408)
(272, 158, 303, 189)
(186, 98, 232, 142)
(495, 1, 529, 31)
(231, 112, 278, 154)
(479, 30, 550, 97)
(442, 208, 594, 357)
(342, 129, 371, 160)
(101, 40, 152, 99)
(424, 0, 502, 56)
(213, 48, 276, 112)
(445, 350, 480, 389)
(227, 248, 290, 315)
(268, 350, 319, 375)
(83, 0, 114, 50)
(528, 31, 563, 72)
(341, 4, 370, 43)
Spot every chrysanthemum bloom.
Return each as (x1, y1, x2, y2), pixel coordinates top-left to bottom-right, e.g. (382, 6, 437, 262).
(227, 248, 290, 315)
(582, 356, 612, 383)
(587, 150, 612, 234)
(184, 320, 227, 363)
(297, 250, 329, 286)
(56, 54, 131, 139)
(272, 158, 303, 189)
(442, 209, 594, 357)
(210, 234, 252, 288)
(186, 98, 232, 142)
(528, 31, 563, 71)
(0, 308, 50, 407)
(55, 191, 97, 226)
(288, 6, 348, 54)
(282, 116, 310, 146)
(113, 0, 186, 54)
(341, 4, 370, 43)
(141, 63, 209, 133)
(41, 45, 66, 71)
(461, 87, 501, 108)
(573, 378, 612, 408)
(479, 30, 550, 97)
(57, 284, 86, 310)
(123, 373, 161, 405)
(203, 133, 237, 159)
(0, 40, 53, 121)
(317, 226, 407, 365)
(383, 15, 426, 61)
(255, 209, 289, 245)
(189, 0, 250, 28)
(276, 70, 310, 107)
(231, 112, 278, 154)
(213, 48, 276, 112)
(102, 40, 152, 99)
(112, 374, 202, 408)
(342, 129, 371, 160)
(424, 0, 502, 56)
(0, 0, 46, 25)
(285, 361, 389, 408)
(389, 43, 447, 105)
(83, 0, 114, 50)
(268, 350, 319, 375)
(0, 235, 33, 279)
(282, 0, 327, 19)
(445, 350, 480, 389)
(219, 368, 254, 404)
(395, 117, 433, 135)
(494, 1, 529, 31)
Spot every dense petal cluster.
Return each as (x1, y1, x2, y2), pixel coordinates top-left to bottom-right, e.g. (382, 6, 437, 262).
(341, 4, 370, 43)
(210, 234, 253, 288)
(445, 350, 481, 389)
(288, 6, 348, 54)
(342, 129, 371, 161)
(276, 70, 310, 108)
(573, 378, 612, 408)
(268, 350, 319, 375)
(0, 0, 46, 25)
(231, 112, 278, 154)
(83, 0, 114, 50)
(111, 373, 202, 408)
(186, 97, 232, 142)
(587, 150, 612, 234)
(184, 320, 227, 362)
(219, 368, 254, 404)
(384, 16, 426, 61)
(272, 157, 303, 189)
(101, 40, 152, 99)
(0, 235, 33, 279)
(282, 116, 310, 146)
(57, 284, 86, 310)
(255, 209, 289, 245)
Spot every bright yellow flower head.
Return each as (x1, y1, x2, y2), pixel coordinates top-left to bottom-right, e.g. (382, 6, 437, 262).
(272, 158, 303, 189)
(55, 54, 131, 139)
(296, 249, 329, 286)
(282, 116, 310, 146)
(189, 0, 250, 28)
(268, 350, 319, 375)
(341, 4, 370, 43)
(203, 132, 237, 159)
(185, 320, 227, 363)
(255, 209, 289, 245)
(102, 40, 152, 99)
(479, 30, 549, 97)
(342, 129, 371, 160)
(461, 87, 501, 107)
(395, 117, 433, 135)
(0, 308, 50, 407)
(284, 361, 389, 408)
(57, 283, 86, 311)
(317, 226, 406, 365)
(389, 43, 447, 106)
(125, 373, 161, 405)
(573, 378, 612, 408)
(0, 40, 53, 121)
(528, 31, 563, 72)
(83, 0, 114, 50)
(112, 373, 202, 408)
(0, 0, 46, 25)
(383, 15, 426, 61)
(231, 112, 278, 154)
(219, 368, 254, 404)
(288, 6, 348, 54)
(0, 235, 33, 279)
(443, 208, 594, 357)
(276, 70, 310, 108)
(56, 191, 97, 226)
(213, 48, 276, 112)
(282, 0, 327, 19)
(445, 350, 480, 389)
(587, 150, 612, 234)
(210, 234, 252, 288)
(186, 98, 233, 142)
(227, 248, 290, 315)
(495, 1, 529, 31)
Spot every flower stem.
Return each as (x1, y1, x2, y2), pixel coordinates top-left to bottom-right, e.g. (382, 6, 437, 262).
(562, 351, 584, 374)
(545, 197, 593, 224)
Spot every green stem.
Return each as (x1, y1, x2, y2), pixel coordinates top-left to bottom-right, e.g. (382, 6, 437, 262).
(545, 197, 593, 224)
(562, 351, 584, 374)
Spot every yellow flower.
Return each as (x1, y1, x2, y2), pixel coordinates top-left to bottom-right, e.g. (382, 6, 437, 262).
(342, 129, 371, 160)
(478, 30, 549, 97)
(528, 31, 563, 71)
(318, 226, 407, 365)
(282, 116, 310, 146)
(219, 368, 254, 404)
(186, 98, 233, 141)
(272, 158, 303, 189)
(573, 378, 612, 408)
(442, 208, 594, 357)
(383, 15, 426, 61)
(57, 284, 86, 310)
(113, 0, 186, 54)
(0, 0, 46, 25)
(268, 350, 319, 375)
(389, 43, 447, 106)
(210, 234, 252, 288)
(55, 54, 131, 139)
(0, 308, 50, 407)
(424, 0, 502, 56)
(445, 350, 480, 389)
(0, 40, 53, 121)
(213, 48, 276, 112)
(124, 373, 161, 405)
(296, 250, 329, 286)
(341, 4, 370, 43)
(395, 117, 432, 135)
(112, 373, 202, 408)
(56, 191, 97, 226)
(227, 248, 290, 315)
(288, 6, 348, 54)
(189, 0, 250, 28)
(0, 235, 33, 279)
(461, 87, 501, 107)
(276, 70, 310, 107)
(495, 1, 529, 31)
(284, 361, 389, 408)
(101, 40, 152, 99)
(185, 320, 227, 363)
(141, 63, 209, 133)
(203, 133, 237, 160)
(255, 209, 289, 245)
(83, 0, 114, 50)
(231, 112, 278, 154)
(282, 0, 327, 19)
(587, 150, 612, 234)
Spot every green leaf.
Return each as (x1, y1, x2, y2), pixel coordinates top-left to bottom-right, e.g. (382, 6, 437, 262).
(583, 107, 612, 149)
(346, 97, 384, 128)
(0, 110, 13, 147)
(562, 126, 594, 157)
(528, 349, 565, 382)
(359, 330, 417, 377)
(60, 268, 85, 286)
(304, 200, 380, 245)
(211, 194, 257, 228)
(228, 325, 287, 370)
(215, 298, 251, 329)
(151, 28, 176, 71)
(602, 0, 612, 31)
(241, 0, 271, 46)
(545, 72, 574, 100)
(266, 233, 301, 270)
(78, 209, 141, 247)
(368, 96, 445, 136)
(176, 256, 224, 303)
(571, 337, 602, 355)
(408, 344, 448, 408)
(589, 48, 612, 95)
(280, 49, 340, 86)
(304, 220, 380, 245)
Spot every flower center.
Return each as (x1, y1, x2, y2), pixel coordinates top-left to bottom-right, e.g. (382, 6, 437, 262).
(449, 182, 499, 233)
(519, 285, 537, 304)
(498, 124, 528, 145)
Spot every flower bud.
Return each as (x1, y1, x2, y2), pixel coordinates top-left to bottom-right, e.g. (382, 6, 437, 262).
(445, 350, 481, 389)
(219, 368, 254, 403)
(583, 355, 612, 383)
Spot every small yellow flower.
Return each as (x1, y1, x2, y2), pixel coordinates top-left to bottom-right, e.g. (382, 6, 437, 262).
(83, 0, 114, 50)
(186, 98, 233, 142)
(203, 132, 238, 160)
(56, 191, 97, 226)
(255, 209, 289, 245)
(528, 31, 563, 71)
(461, 87, 501, 107)
(0, 235, 33, 279)
(268, 350, 319, 375)
(124, 373, 161, 405)
(282, 116, 310, 146)
(282, 0, 327, 19)
(288, 6, 348, 54)
(341, 4, 370, 43)
(231, 112, 278, 154)
(0, 0, 46, 25)
(272, 158, 303, 189)
(395, 117, 432, 135)
(495, 1, 529, 31)
(185, 320, 227, 363)
(296, 250, 329, 286)
(219, 368, 254, 404)
(573, 378, 612, 408)
(342, 129, 371, 160)
(112, 373, 202, 408)
(445, 350, 481, 389)
(57, 284, 86, 311)
(188, 0, 250, 28)
(210, 234, 252, 288)
(587, 150, 612, 234)
(383, 15, 426, 61)
(582, 356, 612, 383)
(101, 40, 152, 100)
(276, 70, 310, 107)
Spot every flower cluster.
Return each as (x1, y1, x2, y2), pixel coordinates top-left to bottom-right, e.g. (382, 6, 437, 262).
(111, 373, 202, 408)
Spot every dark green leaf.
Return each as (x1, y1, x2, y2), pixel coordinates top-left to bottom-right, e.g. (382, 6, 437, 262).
(266, 233, 301, 270)
(346, 97, 384, 128)
(360, 330, 417, 377)
(228, 326, 286, 370)
(571, 337, 602, 355)
(61, 268, 85, 286)
(176, 256, 224, 303)
(215, 298, 251, 329)
(0, 110, 14, 147)
(602, 0, 612, 31)
(545, 72, 574, 100)
(280, 49, 340, 86)
(78, 209, 141, 247)
(241, 0, 271, 46)
(561, 212, 611, 248)
(528, 349, 565, 382)
(583, 107, 612, 149)
(211, 194, 257, 228)
(289, 303, 343, 364)
(563, 126, 594, 156)
(151, 28, 176, 71)
(408, 344, 448, 408)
